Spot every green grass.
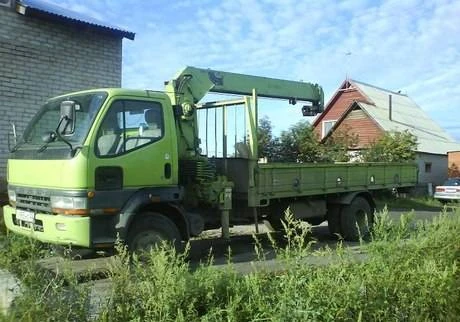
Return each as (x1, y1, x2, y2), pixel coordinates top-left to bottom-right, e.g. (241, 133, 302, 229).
(1, 208, 459, 321)
(375, 195, 448, 211)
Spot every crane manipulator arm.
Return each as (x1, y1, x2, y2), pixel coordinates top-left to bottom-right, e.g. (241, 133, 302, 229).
(164, 66, 324, 157)
(165, 66, 324, 115)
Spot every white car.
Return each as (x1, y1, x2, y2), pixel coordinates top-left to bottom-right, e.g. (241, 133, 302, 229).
(434, 178, 460, 204)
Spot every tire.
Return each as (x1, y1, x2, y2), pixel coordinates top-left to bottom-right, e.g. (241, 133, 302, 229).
(340, 197, 374, 241)
(127, 212, 181, 254)
(327, 204, 342, 237)
(265, 201, 289, 231)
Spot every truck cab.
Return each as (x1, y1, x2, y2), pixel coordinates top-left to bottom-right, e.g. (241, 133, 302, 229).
(4, 88, 185, 252)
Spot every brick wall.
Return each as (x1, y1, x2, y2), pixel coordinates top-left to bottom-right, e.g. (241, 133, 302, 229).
(0, 4, 123, 192)
(448, 151, 460, 177)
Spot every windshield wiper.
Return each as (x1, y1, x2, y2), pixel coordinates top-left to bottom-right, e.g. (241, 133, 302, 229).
(10, 139, 26, 153)
(37, 130, 76, 155)
(9, 122, 24, 153)
(38, 114, 77, 155)
(37, 131, 56, 153)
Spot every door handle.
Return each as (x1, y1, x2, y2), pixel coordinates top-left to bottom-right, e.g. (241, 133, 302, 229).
(164, 163, 171, 179)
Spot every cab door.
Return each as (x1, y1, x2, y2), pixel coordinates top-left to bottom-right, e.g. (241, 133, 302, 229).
(88, 95, 178, 191)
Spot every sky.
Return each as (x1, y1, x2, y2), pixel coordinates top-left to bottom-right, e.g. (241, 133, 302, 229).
(49, 0, 460, 141)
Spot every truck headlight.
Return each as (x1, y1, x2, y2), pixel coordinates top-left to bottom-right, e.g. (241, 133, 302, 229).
(8, 189, 16, 206)
(50, 196, 88, 215)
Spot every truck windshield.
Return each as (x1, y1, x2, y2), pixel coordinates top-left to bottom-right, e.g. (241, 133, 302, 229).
(23, 92, 107, 146)
(11, 92, 107, 159)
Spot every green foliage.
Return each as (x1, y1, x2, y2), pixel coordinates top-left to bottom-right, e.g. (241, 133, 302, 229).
(375, 195, 446, 211)
(257, 115, 276, 160)
(277, 121, 321, 162)
(362, 130, 418, 162)
(1, 209, 459, 321)
(0, 235, 88, 321)
(6, 268, 90, 322)
(322, 124, 359, 162)
(0, 234, 48, 270)
(257, 117, 418, 164)
(258, 118, 357, 163)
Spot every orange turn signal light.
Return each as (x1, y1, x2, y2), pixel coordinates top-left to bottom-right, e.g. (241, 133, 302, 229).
(52, 208, 89, 216)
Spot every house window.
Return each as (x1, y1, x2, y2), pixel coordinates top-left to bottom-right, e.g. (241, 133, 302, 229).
(322, 120, 336, 138)
(425, 162, 432, 173)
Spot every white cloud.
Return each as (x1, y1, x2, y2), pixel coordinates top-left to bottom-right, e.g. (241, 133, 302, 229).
(49, 0, 460, 141)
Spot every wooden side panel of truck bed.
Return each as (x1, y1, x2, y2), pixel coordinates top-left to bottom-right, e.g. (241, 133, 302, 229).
(255, 162, 418, 200)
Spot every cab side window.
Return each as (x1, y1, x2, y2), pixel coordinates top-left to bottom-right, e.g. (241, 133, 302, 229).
(96, 100, 163, 157)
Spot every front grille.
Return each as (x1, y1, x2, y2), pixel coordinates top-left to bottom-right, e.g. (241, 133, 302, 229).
(16, 193, 51, 212)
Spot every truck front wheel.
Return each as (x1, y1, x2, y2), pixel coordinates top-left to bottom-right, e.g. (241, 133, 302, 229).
(127, 212, 181, 254)
(340, 197, 374, 241)
(265, 201, 289, 231)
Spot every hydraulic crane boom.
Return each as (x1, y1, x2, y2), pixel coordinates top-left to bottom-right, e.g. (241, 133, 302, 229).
(164, 66, 324, 113)
(164, 66, 325, 159)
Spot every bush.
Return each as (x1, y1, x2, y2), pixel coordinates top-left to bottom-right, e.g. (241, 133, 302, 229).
(1, 209, 459, 321)
(361, 131, 418, 162)
(98, 209, 459, 321)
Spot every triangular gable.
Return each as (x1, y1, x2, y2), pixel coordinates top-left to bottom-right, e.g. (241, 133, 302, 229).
(320, 101, 384, 143)
(313, 79, 373, 128)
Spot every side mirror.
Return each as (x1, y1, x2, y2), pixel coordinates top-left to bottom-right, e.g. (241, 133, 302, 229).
(59, 101, 77, 135)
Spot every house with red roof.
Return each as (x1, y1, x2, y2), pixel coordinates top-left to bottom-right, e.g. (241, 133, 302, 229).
(313, 79, 460, 188)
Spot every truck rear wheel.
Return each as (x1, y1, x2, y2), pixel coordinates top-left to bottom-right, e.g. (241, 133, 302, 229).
(127, 212, 181, 254)
(340, 197, 373, 241)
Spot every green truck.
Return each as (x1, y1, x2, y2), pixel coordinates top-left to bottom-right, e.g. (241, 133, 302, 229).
(3, 67, 417, 254)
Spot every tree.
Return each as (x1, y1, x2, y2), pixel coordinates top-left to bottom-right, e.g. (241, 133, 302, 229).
(257, 116, 276, 160)
(268, 120, 356, 163)
(275, 121, 324, 162)
(361, 131, 417, 162)
(322, 125, 359, 162)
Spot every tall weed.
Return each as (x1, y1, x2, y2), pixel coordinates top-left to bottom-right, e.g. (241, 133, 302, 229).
(1, 208, 459, 321)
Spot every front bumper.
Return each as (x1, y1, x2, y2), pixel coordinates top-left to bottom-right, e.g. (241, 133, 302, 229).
(434, 192, 460, 201)
(2, 205, 90, 247)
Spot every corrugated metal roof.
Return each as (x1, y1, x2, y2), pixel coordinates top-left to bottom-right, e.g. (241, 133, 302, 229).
(350, 79, 460, 155)
(16, 0, 135, 40)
